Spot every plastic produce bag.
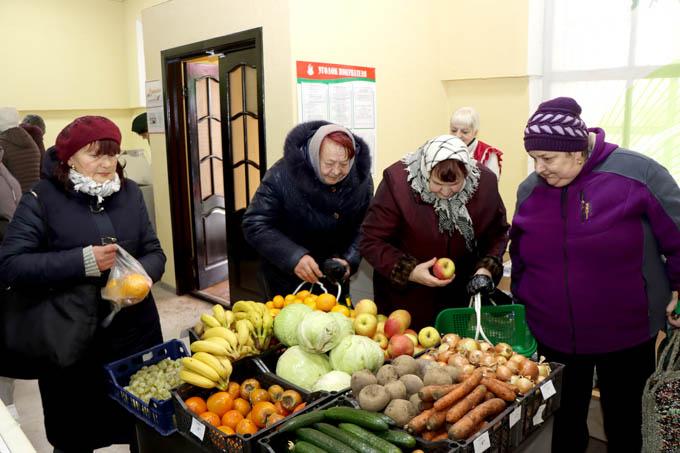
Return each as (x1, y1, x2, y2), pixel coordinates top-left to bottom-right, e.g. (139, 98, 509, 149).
(101, 244, 152, 327)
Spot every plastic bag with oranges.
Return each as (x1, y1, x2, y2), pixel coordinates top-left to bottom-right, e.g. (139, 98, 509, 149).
(101, 244, 152, 326)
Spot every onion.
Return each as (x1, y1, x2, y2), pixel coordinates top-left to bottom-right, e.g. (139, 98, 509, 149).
(479, 342, 493, 353)
(480, 367, 496, 379)
(506, 361, 519, 374)
(438, 343, 450, 354)
(448, 354, 469, 368)
(516, 377, 534, 394)
(456, 338, 480, 354)
(437, 350, 454, 363)
(442, 333, 460, 347)
(536, 375, 546, 384)
(462, 364, 476, 374)
(509, 353, 527, 367)
(437, 361, 447, 367)
(538, 363, 551, 378)
(496, 356, 508, 366)
(496, 365, 513, 382)
(480, 353, 497, 368)
(520, 360, 539, 381)
(468, 350, 484, 365)
(420, 353, 436, 361)
(509, 375, 521, 386)
(494, 342, 514, 359)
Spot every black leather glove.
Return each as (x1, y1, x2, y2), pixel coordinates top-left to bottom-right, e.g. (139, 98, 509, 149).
(322, 259, 347, 284)
(467, 274, 495, 296)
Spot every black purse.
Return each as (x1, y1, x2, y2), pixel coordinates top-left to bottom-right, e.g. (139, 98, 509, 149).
(0, 190, 101, 379)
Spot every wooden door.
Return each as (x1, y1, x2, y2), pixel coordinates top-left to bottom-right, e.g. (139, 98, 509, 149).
(185, 62, 228, 290)
(219, 48, 266, 301)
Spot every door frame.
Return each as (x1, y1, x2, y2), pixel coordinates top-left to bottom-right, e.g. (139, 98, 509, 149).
(161, 27, 266, 294)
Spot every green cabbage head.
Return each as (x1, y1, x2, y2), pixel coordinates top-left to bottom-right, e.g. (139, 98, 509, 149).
(276, 345, 331, 390)
(329, 334, 385, 374)
(273, 303, 313, 346)
(297, 311, 341, 353)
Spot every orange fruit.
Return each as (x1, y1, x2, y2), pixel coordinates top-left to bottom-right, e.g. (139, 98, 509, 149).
(265, 301, 274, 309)
(296, 290, 311, 300)
(272, 295, 285, 308)
(206, 391, 234, 417)
(184, 396, 207, 415)
(303, 296, 316, 310)
(250, 401, 277, 428)
(121, 273, 150, 299)
(221, 409, 244, 429)
(233, 398, 251, 417)
(227, 381, 240, 399)
(331, 304, 350, 316)
(269, 308, 280, 317)
(249, 388, 270, 404)
(217, 425, 235, 435)
(235, 418, 258, 435)
(293, 402, 307, 413)
(266, 412, 286, 427)
(315, 293, 337, 312)
(199, 411, 221, 427)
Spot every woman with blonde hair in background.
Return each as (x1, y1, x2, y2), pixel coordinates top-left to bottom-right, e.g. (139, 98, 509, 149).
(450, 106, 503, 179)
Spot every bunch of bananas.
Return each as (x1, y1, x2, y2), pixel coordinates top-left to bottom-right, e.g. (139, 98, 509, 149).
(179, 350, 233, 390)
(193, 302, 273, 361)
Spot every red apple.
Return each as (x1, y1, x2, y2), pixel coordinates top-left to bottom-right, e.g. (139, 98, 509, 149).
(373, 332, 388, 349)
(405, 332, 418, 348)
(432, 257, 456, 279)
(388, 309, 412, 330)
(404, 328, 418, 336)
(387, 334, 415, 358)
(384, 318, 406, 338)
(353, 313, 378, 337)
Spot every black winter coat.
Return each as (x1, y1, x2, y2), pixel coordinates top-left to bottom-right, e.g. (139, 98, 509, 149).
(0, 154, 165, 450)
(242, 121, 373, 298)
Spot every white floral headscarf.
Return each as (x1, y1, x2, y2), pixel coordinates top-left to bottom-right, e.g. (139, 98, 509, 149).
(69, 169, 121, 204)
(402, 135, 480, 250)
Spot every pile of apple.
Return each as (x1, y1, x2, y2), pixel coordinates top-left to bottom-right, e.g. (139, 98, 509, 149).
(352, 299, 442, 359)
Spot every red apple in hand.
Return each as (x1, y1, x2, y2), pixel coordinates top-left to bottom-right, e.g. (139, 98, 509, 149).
(432, 257, 456, 280)
(387, 334, 415, 358)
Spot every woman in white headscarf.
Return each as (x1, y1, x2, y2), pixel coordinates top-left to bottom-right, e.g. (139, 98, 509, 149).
(360, 135, 509, 329)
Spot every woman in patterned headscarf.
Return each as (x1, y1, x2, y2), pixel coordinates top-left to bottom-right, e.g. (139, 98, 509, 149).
(360, 135, 509, 329)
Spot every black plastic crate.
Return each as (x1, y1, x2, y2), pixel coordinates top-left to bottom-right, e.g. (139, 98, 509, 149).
(512, 362, 564, 445)
(258, 394, 458, 453)
(105, 339, 189, 436)
(172, 356, 328, 453)
(453, 400, 516, 453)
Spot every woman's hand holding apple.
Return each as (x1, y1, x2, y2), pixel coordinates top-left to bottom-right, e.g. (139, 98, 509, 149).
(294, 254, 323, 283)
(409, 257, 454, 287)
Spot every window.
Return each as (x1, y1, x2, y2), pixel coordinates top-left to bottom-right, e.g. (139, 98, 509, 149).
(538, 0, 680, 180)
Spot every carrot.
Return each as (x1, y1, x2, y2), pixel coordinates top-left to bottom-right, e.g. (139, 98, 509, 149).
(421, 430, 437, 441)
(431, 431, 448, 442)
(406, 408, 435, 433)
(449, 398, 507, 440)
(432, 368, 483, 411)
(446, 384, 487, 423)
(425, 409, 448, 431)
(415, 399, 434, 412)
(481, 377, 517, 402)
(418, 384, 458, 402)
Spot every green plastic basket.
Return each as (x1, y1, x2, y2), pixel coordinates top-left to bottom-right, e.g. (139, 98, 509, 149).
(435, 304, 537, 357)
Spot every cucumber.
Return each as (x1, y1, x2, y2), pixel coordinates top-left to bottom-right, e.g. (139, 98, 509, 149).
(313, 422, 382, 453)
(278, 410, 326, 433)
(376, 429, 416, 449)
(292, 440, 327, 453)
(338, 423, 402, 453)
(375, 413, 397, 427)
(295, 427, 358, 453)
(324, 407, 389, 431)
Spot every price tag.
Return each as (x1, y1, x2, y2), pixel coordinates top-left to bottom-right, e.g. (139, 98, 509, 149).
(190, 417, 206, 440)
(473, 431, 491, 453)
(532, 404, 546, 426)
(541, 380, 557, 400)
(509, 406, 522, 428)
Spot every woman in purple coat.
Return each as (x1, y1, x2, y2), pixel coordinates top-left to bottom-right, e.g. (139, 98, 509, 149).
(510, 97, 680, 453)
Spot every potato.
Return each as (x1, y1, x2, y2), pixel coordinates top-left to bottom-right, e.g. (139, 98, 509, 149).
(358, 384, 391, 412)
(423, 367, 453, 386)
(416, 358, 439, 379)
(409, 392, 432, 412)
(384, 380, 407, 400)
(392, 355, 419, 377)
(443, 365, 463, 383)
(376, 364, 399, 385)
(383, 399, 417, 426)
(399, 374, 424, 396)
(351, 370, 378, 398)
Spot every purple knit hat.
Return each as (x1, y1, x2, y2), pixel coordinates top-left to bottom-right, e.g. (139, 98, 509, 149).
(524, 97, 589, 152)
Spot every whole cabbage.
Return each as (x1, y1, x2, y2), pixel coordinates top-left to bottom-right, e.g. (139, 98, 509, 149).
(274, 303, 312, 346)
(297, 311, 341, 353)
(329, 334, 385, 374)
(312, 370, 351, 393)
(276, 346, 331, 390)
(329, 312, 354, 343)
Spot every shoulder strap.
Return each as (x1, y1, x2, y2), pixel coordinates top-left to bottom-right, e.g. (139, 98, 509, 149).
(29, 186, 50, 249)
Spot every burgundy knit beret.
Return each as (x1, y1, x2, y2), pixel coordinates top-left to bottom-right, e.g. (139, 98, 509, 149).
(55, 116, 121, 162)
(524, 97, 589, 152)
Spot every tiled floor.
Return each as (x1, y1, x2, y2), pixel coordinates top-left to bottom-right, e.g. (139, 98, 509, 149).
(12, 284, 213, 453)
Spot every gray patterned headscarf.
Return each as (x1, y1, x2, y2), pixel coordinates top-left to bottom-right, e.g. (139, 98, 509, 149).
(402, 135, 480, 250)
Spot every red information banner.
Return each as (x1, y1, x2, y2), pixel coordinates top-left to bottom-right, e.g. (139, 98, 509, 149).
(296, 60, 376, 82)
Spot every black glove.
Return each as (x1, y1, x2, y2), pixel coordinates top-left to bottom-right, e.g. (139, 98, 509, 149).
(322, 259, 347, 284)
(467, 274, 495, 296)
